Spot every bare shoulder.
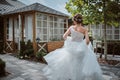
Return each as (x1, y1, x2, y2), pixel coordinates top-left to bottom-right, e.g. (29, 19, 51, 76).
(66, 26, 72, 32)
(68, 25, 74, 30)
(81, 26, 88, 32)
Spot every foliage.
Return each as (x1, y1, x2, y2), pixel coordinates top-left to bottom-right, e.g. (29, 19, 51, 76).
(36, 51, 46, 59)
(36, 51, 47, 64)
(23, 40, 34, 58)
(19, 41, 26, 58)
(0, 58, 6, 77)
(19, 40, 34, 59)
(105, 1, 120, 27)
(23, 49, 34, 58)
(66, 0, 120, 60)
(65, 0, 120, 26)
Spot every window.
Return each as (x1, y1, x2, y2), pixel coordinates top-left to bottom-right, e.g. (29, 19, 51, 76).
(36, 13, 67, 42)
(114, 27, 119, 40)
(91, 24, 120, 40)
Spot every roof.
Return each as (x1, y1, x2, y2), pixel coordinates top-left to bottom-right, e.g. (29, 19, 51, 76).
(0, 0, 12, 5)
(0, 0, 26, 14)
(4, 3, 69, 17)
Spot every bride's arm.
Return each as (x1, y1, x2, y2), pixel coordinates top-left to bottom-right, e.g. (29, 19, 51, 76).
(63, 27, 71, 40)
(85, 29, 90, 45)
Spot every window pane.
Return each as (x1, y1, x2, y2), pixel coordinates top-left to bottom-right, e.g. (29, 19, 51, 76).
(60, 29, 64, 34)
(54, 17, 57, 21)
(115, 35, 119, 39)
(49, 16, 53, 21)
(43, 21, 47, 27)
(43, 15, 47, 20)
(54, 28, 58, 34)
(107, 35, 112, 40)
(37, 21, 42, 27)
(43, 35, 47, 40)
(43, 28, 47, 34)
(60, 23, 64, 28)
(48, 22, 53, 27)
(37, 13, 42, 20)
(54, 23, 57, 27)
(106, 30, 112, 34)
(107, 26, 112, 29)
(115, 29, 119, 34)
(53, 35, 58, 39)
(59, 18, 64, 22)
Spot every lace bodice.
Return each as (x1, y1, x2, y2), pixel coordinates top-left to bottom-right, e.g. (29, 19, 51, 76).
(70, 26, 84, 42)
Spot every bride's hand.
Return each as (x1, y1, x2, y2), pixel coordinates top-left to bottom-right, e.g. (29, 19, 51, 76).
(63, 37, 67, 40)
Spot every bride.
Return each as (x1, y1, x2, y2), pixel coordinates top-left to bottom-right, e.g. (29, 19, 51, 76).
(43, 14, 104, 80)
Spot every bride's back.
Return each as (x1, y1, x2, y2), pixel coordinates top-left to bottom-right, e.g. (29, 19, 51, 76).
(70, 26, 85, 42)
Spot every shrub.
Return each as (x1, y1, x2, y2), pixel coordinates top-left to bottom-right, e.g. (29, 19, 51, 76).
(19, 41, 26, 58)
(24, 40, 34, 58)
(0, 58, 6, 77)
(26, 40, 33, 49)
(36, 51, 47, 64)
(23, 49, 34, 58)
(36, 51, 46, 59)
(19, 40, 34, 59)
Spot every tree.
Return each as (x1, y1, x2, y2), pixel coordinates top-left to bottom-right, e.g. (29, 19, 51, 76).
(65, 0, 120, 60)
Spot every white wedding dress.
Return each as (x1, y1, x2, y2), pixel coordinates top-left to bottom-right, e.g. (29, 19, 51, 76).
(43, 26, 104, 80)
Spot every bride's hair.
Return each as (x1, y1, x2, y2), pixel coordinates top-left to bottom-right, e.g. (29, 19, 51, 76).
(73, 14, 83, 24)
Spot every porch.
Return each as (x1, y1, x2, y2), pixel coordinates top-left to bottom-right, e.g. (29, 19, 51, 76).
(3, 12, 68, 53)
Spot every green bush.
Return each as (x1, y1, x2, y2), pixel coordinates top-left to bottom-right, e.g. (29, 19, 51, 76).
(36, 51, 46, 59)
(26, 40, 33, 49)
(19, 40, 34, 59)
(36, 51, 47, 64)
(0, 58, 6, 77)
(19, 41, 26, 58)
(24, 40, 34, 58)
(23, 49, 34, 58)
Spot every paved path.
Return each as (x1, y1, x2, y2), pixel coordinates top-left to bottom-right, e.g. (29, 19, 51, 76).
(0, 54, 47, 80)
(0, 54, 120, 80)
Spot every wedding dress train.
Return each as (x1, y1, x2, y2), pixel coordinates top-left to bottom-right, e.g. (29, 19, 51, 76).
(43, 26, 104, 80)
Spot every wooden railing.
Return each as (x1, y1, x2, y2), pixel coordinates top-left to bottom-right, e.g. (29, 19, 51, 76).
(5, 40, 14, 53)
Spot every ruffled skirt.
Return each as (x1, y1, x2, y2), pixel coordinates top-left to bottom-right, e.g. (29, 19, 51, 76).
(43, 37, 104, 80)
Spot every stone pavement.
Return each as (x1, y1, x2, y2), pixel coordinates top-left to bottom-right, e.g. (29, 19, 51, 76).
(0, 54, 120, 80)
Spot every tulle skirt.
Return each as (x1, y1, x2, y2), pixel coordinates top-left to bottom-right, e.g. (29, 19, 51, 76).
(43, 37, 104, 80)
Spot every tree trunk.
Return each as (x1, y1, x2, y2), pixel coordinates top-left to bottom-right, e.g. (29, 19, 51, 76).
(103, 0, 107, 60)
(104, 23, 107, 60)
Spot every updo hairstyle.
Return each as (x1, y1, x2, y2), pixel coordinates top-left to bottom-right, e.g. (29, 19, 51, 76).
(73, 14, 83, 24)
